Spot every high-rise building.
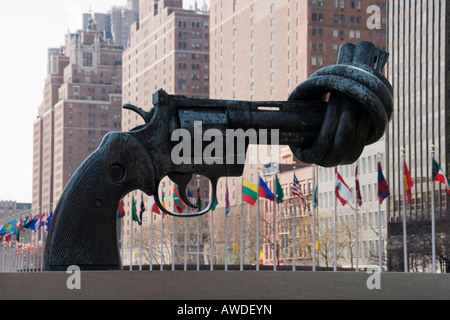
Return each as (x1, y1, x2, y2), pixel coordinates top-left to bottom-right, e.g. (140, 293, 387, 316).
(210, 0, 387, 101)
(121, 0, 210, 265)
(386, 0, 449, 272)
(210, 0, 387, 268)
(33, 27, 124, 210)
(82, 0, 139, 49)
(33, 49, 70, 210)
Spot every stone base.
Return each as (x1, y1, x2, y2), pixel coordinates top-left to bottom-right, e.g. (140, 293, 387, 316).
(2, 270, 450, 300)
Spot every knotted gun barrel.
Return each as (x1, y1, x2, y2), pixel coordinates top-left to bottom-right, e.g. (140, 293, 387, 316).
(44, 41, 392, 271)
(288, 41, 393, 167)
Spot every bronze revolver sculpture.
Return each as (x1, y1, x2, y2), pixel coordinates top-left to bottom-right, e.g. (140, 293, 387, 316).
(44, 42, 393, 271)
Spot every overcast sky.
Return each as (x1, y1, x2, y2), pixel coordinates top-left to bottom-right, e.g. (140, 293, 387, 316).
(0, 0, 207, 203)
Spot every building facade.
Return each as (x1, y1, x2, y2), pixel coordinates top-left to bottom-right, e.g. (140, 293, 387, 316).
(33, 51, 70, 210)
(386, 0, 449, 272)
(0, 201, 32, 222)
(210, 0, 388, 269)
(33, 25, 124, 210)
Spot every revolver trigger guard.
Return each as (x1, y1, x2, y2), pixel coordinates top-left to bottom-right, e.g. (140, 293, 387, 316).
(152, 179, 218, 218)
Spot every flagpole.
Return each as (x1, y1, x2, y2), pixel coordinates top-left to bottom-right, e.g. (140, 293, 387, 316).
(139, 221, 142, 271)
(161, 203, 164, 271)
(355, 162, 359, 272)
(240, 176, 244, 272)
(171, 214, 175, 271)
(120, 209, 124, 268)
(40, 207, 45, 272)
(431, 145, 436, 273)
(334, 167, 338, 272)
(355, 188, 359, 273)
(139, 195, 144, 271)
(150, 210, 154, 271)
(210, 207, 214, 271)
(197, 177, 200, 271)
(130, 201, 133, 271)
(225, 188, 228, 271)
(26, 229, 29, 272)
(256, 169, 261, 271)
(378, 196, 382, 272)
(292, 162, 297, 272)
(401, 149, 408, 273)
(377, 153, 383, 273)
(184, 216, 187, 271)
(274, 173, 278, 272)
(312, 164, 317, 272)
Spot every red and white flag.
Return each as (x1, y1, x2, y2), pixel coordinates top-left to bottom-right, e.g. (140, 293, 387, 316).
(335, 168, 352, 206)
(149, 196, 161, 214)
(293, 174, 306, 209)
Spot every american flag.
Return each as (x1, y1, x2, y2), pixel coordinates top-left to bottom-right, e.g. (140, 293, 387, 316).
(293, 174, 306, 208)
(187, 189, 198, 213)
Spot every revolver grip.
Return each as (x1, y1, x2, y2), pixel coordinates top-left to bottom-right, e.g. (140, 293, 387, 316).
(44, 132, 155, 271)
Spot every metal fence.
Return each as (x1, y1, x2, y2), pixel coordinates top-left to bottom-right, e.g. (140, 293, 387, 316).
(0, 204, 321, 273)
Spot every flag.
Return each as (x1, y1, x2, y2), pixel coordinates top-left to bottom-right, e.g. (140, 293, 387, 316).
(46, 211, 53, 231)
(293, 174, 306, 209)
(259, 250, 265, 264)
(313, 182, 318, 209)
(40, 213, 46, 228)
(30, 214, 45, 232)
(225, 185, 231, 215)
(312, 167, 318, 209)
(0, 220, 15, 235)
(355, 165, 363, 206)
(378, 162, 390, 204)
(150, 196, 161, 214)
(187, 189, 197, 213)
(0, 233, 13, 242)
(132, 196, 141, 225)
(243, 179, 258, 205)
(403, 160, 414, 203)
(335, 168, 352, 206)
(15, 219, 22, 240)
(23, 215, 37, 230)
(196, 187, 202, 211)
(118, 200, 126, 220)
(258, 177, 275, 201)
(162, 192, 166, 209)
(173, 186, 185, 214)
(19, 217, 28, 232)
(275, 175, 284, 204)
(432, 157, 450, 194)
(139, 194, 146, 222)
(212, 197, 219, 211)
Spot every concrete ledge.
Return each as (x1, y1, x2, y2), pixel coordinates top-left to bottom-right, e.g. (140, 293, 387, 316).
(2, 271, 450, 300)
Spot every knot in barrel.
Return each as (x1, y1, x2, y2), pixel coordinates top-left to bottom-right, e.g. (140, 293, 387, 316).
(288, 41, 393, 167)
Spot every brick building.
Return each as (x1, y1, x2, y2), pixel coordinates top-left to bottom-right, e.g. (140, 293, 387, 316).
(210, 0, 387, 268)
(33, 26, 124, 210)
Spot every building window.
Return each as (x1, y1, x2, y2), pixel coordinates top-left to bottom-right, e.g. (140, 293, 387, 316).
(83, 52, 93, 67)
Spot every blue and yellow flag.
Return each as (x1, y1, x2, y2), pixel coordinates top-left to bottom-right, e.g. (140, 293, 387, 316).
(0, 220, 16, 235)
